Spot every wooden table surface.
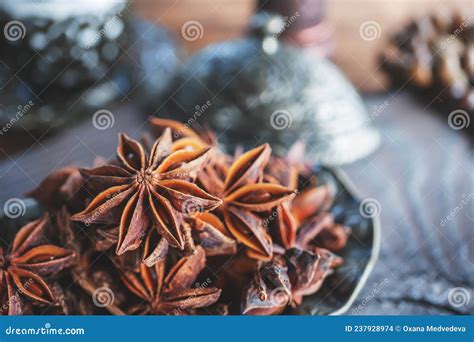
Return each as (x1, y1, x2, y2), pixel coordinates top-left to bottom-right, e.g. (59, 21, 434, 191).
(1, 92, 472, 315)
(0, 0, 473, 315)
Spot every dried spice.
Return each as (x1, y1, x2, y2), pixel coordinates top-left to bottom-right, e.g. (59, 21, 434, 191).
(381, 12, 474, 117)
(10, 118, 354, 315)
(120, 247, 221, 315)
(242, 166, 347, 314)
(71, 130, 221, 257)
(0, 214, 75, 315)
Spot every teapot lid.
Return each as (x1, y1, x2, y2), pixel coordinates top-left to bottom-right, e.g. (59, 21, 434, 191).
(158, 12, 380, 165)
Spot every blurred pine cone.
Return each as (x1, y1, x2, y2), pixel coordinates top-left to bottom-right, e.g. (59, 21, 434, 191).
(381, 12, 474, 117)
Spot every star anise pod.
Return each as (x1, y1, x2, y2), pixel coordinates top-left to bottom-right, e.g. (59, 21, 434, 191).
(242, 165, 350, 314)
(198, 144, 294, 260)
(120, 246, 221, 314)
(284, 247, 342, 306)
(71, 129, 222, 257)
(0, 214, 75, 315)
(26, 157, 108, 213)
(242, 255, 292, 315)
(187, 212, 237, 256)
(150, 118, 216, 151)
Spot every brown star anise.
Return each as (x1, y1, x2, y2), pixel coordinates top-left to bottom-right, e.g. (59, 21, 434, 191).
(198, 144, 294, 260)
(0, 214, 75, 315)
(242, 164, 348, 314)
(16, 117, 355, 316)
(150, 117, 216, 151)
(182, 212, 237, 256)
(120, 246, 221, 314)
(26, 157, 108, 213)
(71, 129, 222, 257)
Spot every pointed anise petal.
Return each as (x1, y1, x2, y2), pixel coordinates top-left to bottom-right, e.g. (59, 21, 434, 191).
(191, 215, 237, 256)
(194, 212, 231, 237)
(275, 204, 298, 249)
(117, 133, 146, 172)
(142, 230, 169, 267)
(148, 128, 172, 170)
(157, 179, 222, 214)
(150, 117, 203, 141)
(116, 190, 150, 255)
(95, 226, 119, 251)
(5, 273, 32, 315)
(265, 158, 299, 190)
(224, 183, 294, 212)
(121, 267, 154, 302)
(224, 144, 271, 194)
(8, 267, 56, 306)
(196, 164, 226, 196)
(161, 287, 221, 311)
(71, 184, 135, 224)
(164, 246, 206, 293)
(291, 185, 334, 224)
(157, 147, 212, 180)
(79, 165, 131, 186)
(10, 215, 49, 258)
(10, 245, 75, 276)
(245, 248, 273, 261)
(148, 189, 184, 249)
(224, 206, 273, 260)
(172, 137, 208, 152)
(295, 213, 334, 250)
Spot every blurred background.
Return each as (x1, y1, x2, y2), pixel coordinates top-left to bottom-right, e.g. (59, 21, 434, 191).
(0, 0, 472, 315)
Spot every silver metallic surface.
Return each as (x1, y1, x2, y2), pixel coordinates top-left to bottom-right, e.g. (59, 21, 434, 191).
(158, 12, 380, 165)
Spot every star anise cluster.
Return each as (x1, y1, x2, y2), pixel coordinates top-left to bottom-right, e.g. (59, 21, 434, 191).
(16, 118, 352, 315)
